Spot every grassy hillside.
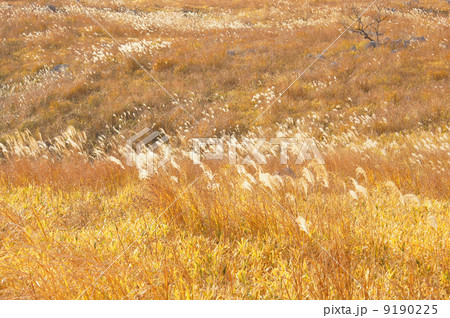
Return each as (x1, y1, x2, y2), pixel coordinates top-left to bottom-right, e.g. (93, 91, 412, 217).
(0, 0, 449, 299)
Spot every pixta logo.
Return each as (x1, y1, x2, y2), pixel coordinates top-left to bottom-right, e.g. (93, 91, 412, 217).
(191, 137, 324, 165)
(126, 128, 170, 175)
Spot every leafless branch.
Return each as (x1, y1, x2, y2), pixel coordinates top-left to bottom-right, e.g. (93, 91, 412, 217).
(342, 5, 389, 43)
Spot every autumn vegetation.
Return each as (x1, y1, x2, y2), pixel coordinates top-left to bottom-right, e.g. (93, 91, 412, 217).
(0, 0, 448, 299)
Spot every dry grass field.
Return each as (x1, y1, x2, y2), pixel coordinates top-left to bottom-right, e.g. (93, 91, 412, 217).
(0, 0, 449, 299)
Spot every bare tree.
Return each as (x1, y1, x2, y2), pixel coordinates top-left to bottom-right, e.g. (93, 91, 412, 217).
(343, 5, 389, 43)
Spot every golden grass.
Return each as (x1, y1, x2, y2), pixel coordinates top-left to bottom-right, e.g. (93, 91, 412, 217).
(0, 0, 449, 299)
(0, 126, 448, 299)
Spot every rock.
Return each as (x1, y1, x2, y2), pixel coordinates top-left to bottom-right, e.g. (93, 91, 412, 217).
(350, 45, 357, 51)
(51, 64, 69, 73)
(390, 39, 412, 51)
(365, 41, 377, 49)
(306, 53, 325, 59)
(392, 39, 403, 48)
(227, 48, 249, 56)
(47, 4, 57, 12)
(439, 43, 448, 49)
(330, 62, 338, 67)
(411, 36, 426, 42)
(382, 37, 391, 45)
